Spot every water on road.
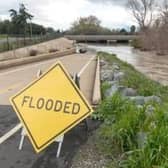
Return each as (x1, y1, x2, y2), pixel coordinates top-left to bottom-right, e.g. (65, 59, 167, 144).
(88, 44, 168, 85)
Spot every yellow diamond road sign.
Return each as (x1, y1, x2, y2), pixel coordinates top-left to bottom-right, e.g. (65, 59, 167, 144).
(10, 61, 93, 153)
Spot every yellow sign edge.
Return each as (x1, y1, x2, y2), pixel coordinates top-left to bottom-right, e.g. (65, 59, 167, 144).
(10, 61, 93, 153)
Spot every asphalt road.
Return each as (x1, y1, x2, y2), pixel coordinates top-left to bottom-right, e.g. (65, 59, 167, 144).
(0, 52, 97, 168)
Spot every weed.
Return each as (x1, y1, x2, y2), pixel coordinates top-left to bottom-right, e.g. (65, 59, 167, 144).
(94, 52, 168, 167)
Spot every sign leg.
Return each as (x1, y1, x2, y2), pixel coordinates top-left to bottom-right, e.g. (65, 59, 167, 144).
(19, 71, 42, 150)
(55, 135, 64, 158)
(56, 141, 63, 158)
(18, 128, 26, 150)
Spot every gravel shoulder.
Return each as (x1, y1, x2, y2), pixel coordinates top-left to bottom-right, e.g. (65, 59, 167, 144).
(71, 129, 107, 168)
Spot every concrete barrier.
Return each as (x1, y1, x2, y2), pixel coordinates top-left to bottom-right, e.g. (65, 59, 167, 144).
(0, 48, 76, 70)
(92, 56, 101, 105)
(0, 37, 74, 61)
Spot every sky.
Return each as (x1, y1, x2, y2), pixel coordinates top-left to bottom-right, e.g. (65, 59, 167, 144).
(0, 0, 135, 30)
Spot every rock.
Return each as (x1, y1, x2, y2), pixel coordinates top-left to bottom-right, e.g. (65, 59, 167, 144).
(104, 84, 118, 98)
(101, 64, 110, 70)
(113, 72, 124, 81)
(107, 81, 118, 86)
(137, 132, 148, 148)
(118, 85, 126, 92)
(100, 60, 107, 67)
(112, 63, 120, 71)
(145, 96, 162, 104)
(145, 105, 155, 118)
(130, 96, 145, 105)
(101, 70, 114, 81)
(121, 88, 138, 97)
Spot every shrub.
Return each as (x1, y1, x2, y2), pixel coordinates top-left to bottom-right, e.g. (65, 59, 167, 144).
(96, 94, 141, 154)
(131, 39, 142, 49)
(29, 49, 38, 56)
(48, 48, 59, 53)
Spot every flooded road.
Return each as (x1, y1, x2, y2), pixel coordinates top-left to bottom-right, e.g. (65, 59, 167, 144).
(87, 44, 168, 85)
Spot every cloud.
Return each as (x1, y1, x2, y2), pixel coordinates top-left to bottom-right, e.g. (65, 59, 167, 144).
(88, 0, 128, 6)
(0, 0, 18, 15)
(0, 0, 135, 29)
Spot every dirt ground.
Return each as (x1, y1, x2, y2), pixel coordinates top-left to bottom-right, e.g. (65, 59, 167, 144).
(70, 129, 107, 168)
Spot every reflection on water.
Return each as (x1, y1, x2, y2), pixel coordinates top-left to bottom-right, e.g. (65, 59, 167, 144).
(87, 44, 168, 85)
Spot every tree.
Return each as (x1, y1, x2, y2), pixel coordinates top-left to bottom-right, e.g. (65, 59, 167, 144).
(127, 0, 156, 30)
(69, 15, 102, 35)
(9, 3, 33, 35)
(130, 25, 136, 33)
(46, 27, 55, 34)
(0, 20, 12, 34)
(120, 28, 128, 34)
(28, 23, 46, 35)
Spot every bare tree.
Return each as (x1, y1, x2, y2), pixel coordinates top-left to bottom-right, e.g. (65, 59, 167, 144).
(160, 0, 168, 24)
(127, 0, 156, 30)
(155, 0, 168, 55)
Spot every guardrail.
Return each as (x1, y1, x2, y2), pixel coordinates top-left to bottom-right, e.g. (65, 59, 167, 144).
(65, 35, 138, 42)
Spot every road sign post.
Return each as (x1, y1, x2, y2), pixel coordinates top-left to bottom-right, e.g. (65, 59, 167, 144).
(10, 62, 93, 153)
(18, 126, 64, 158)
(18, 70, 85, 157)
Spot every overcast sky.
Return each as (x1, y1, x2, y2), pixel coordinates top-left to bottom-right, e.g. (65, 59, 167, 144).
(0, 0, 135, 30)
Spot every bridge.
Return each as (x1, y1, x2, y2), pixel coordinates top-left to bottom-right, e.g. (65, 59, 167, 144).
(65, 35, 138, 43)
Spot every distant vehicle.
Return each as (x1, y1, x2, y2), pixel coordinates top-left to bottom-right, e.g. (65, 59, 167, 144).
(79, 48, 87, 53)
(76, 44, 87, 54)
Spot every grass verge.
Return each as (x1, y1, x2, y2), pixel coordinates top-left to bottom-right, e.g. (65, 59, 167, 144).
(92, 52, 168, 168)
(0, 34, 7, 39)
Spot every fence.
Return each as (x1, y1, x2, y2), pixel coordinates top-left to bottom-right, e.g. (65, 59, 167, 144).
(0, 33, 63, 53)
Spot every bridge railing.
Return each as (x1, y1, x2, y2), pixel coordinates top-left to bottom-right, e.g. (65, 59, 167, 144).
(65, 35, 138, 41)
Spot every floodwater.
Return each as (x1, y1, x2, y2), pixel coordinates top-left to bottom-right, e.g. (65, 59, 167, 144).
(87, 44, 168, 86)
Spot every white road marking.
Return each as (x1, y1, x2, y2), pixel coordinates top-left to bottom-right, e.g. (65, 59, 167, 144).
(78, 55, 95, 77)
(0, 56, 66, 77)
(0, 123, 22, 144)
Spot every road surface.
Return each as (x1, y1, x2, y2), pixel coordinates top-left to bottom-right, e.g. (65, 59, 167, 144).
(0, 52, 97, 168)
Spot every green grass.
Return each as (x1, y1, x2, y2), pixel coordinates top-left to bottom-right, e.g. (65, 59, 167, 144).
(0, 34, 7, 39)
(99, 52, 168, 102)
(93, 52, 168, 168)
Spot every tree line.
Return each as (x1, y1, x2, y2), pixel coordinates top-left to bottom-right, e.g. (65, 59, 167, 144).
(66, 15, 136, 35)
(0, 4, 58, 36)
(0, 4, 136, 37)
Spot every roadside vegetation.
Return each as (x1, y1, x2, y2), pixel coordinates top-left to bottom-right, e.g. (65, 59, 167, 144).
(0, 3, 62, 53)
(66, 15, 136, 35)
(0, 34, 61, 53)
(0, 34, 7, 39)
(90, 52, 168, 168)
(127, 0, 168, 55)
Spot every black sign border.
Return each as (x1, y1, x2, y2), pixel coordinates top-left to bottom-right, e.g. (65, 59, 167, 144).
(11, 63, 92, 151)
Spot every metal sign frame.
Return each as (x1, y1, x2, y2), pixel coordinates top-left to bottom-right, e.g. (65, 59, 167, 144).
(10, 62, 93, 153)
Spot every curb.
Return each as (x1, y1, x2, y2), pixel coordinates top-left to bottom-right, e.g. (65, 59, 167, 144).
(0, 48, 76, 70)
(92, 56, 101, 105)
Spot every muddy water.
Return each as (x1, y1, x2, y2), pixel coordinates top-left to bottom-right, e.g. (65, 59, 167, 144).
(87, 44, 168, 86)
